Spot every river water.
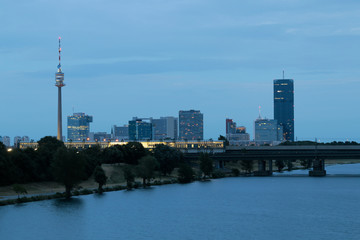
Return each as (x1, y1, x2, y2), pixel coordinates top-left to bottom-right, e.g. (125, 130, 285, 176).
(1, 164, 360, 240)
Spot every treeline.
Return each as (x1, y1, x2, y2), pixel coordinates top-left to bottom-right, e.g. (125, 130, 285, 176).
(280, 140, 360, 146)
(0, 136, 189, 190)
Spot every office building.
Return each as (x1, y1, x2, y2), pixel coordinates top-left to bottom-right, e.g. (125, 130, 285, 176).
(274, 79, 294, 141)
(254, 118, 283, 143)
(179, 110, 203, 140)
(112, 125, 129, 141)
(93, 132, 111, 142)
(152, 117, 178, 140)
(225, 119, 250, 141)
(226, 119, 236, 134)
(129, 117, 153, 141)
(14, 136, 22, 147)
(21, 136, 30, 143)
(67, 113, 93, 142)
(1, 136, 10, 147)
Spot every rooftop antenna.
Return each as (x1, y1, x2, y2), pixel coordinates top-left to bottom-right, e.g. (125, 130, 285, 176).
(258, 105, 262, 119)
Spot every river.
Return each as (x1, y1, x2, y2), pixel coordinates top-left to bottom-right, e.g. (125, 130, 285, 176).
(1, 163, 360, 240)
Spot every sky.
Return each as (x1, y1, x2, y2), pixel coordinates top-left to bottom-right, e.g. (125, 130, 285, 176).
(1, 0, 360, 143)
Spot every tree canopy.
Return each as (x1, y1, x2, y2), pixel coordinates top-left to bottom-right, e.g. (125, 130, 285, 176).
(52, 147, 85, 198)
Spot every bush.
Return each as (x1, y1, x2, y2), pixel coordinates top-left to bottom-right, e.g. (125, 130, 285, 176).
(212, 170, 225, 179)
(232, 168, 240, 176)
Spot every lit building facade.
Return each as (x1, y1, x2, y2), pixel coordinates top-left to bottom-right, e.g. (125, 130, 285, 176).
(67, 113, 93, 142)
(152, 117, 178, 140)
(254, 118, 283, 143)
(129, 118, 153, 141)
(274, 79, 294, 141)
(179, 110, 203, 140)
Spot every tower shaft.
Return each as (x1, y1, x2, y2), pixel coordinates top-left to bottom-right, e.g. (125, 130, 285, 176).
(57, 87, 62, 141)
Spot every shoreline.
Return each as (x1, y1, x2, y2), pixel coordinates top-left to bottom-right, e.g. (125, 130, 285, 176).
(1, 161, 360, 206)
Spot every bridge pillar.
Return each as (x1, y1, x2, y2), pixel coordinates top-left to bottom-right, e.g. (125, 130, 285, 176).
(268, 159, 273, 175)
(309, 159, 326, 177)
(215, 160, 224, 169)
(254, 160, 272, 176)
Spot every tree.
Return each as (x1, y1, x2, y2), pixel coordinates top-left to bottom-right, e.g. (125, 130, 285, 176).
(37, 136, 65, 181)
(218, 135, 229, 146)
(123, 142, 147, 165)
(123, 165, 135, 189)
(240, 160, 253, 174)
(52, 147, 85, 198)
(275, 159, 285, 172)
(287, 160, 293, 171)
(199, 153, 213, 178)
(12, 184, 27, 199)
(177, 163, 194, 183)
(153, 144, 182, 176)
(102, 145, 124, 164)
(300, 159, 311, 169)
(136, 155, 159, 187)
(94, 166, 107, 193)
(232, 168, 240, 176)
(81, 145, 103, 179)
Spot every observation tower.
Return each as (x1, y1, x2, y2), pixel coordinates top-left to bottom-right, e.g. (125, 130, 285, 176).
(55, 37, 65, 141)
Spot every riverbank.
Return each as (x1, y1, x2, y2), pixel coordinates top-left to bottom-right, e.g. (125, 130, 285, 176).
(1, 160, 359, 205)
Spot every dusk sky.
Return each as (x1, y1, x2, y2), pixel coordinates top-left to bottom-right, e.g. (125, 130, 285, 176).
(2, 0, 360, 142)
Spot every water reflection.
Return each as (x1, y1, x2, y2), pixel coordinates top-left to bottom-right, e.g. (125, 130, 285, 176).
(52, 197, 84, 212)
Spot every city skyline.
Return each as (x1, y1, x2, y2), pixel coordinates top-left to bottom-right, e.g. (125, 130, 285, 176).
(2, 1, 360, 142)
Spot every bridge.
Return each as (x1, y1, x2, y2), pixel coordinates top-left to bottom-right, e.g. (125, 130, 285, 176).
(184, 145, 360, 176)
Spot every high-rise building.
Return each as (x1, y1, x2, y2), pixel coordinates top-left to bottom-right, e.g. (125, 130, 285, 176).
(254, 118, 283, 142)
(226, 119, 236, 134)
(112, 125, 129, 141)
(274, 79, 294, 141)
(14, 136, 22, 147)
(67, 113, 93, 142)
(1, 136, 10, 147)
(128, 118, 153, 141)
(179, 110, 203, 140)
(152, 117, 178, 140)
(21, 136, 30, 143)
(225, 119, 250, 141)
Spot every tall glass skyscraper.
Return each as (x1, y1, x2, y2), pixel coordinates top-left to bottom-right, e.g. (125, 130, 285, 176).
(274, 79, 294, 141)
(67, 113, 93, 142)
(179, 110, 203, 140)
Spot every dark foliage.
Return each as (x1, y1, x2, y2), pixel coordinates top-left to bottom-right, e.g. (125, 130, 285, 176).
(199, 153, 214, 178)
(177, 163, 195, 183)
(52, 147, 86, 198)
(153, 144, 183, 175)
(94, 166, 107, 193)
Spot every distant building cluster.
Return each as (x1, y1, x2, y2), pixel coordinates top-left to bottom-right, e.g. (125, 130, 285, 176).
(226, 78, 294, 146)
(66, 110, 203, 142)
(0, 135, 32, 148)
